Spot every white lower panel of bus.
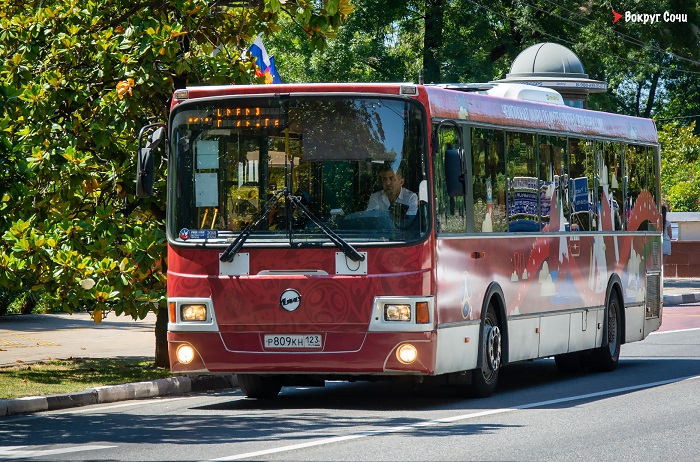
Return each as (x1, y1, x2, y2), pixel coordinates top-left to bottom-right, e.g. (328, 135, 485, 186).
(625, 305, 645, 342)
(508, 309, 605, 363)
(434, 323, 481, 375)
(434, 305, 654, 376)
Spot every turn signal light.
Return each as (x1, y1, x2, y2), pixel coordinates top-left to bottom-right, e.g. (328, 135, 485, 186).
(416, 302, 430, 324)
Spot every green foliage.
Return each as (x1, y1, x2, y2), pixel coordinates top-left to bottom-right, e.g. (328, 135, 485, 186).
(659, 121, 700, 211)
(272, 0, 423, 83)
(275, 0, 700, 124)
(0, 358, 173, 399)
(0, 0, 352, 318)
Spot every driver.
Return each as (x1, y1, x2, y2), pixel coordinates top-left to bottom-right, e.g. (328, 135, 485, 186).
(366, 164, 418, 218)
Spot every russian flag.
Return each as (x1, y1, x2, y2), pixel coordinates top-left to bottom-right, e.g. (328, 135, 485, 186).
(248, 34, 282, 84)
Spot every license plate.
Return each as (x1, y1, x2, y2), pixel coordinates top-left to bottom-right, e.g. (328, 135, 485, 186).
(264, 334, 323, 349)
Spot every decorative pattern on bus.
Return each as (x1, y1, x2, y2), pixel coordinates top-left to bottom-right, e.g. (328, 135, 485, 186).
(436, 187, 660, 324)
(168, 246, 431, 331)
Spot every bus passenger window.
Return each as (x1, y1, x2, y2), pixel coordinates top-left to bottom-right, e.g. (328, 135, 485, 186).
(625, 144, 657, 231)
(538, 135, 567, 231)
(506, 132, 538, 232)
(569, 138, 596, 231)
(600, 142, 624, 231)
(434, 124, 466, 234)
(472, 128, 506, 232)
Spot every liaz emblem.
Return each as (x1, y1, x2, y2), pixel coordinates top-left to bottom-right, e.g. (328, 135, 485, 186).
(280, 289, 302, 312)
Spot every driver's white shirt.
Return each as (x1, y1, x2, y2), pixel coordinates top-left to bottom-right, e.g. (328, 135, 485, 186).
(367, 188, 418, 215)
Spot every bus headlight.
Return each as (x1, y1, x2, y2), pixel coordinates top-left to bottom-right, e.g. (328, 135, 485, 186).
(181, 304, 207, 321)
(176, 344, 196, 364)
(396, 343, 418, 364)
(384, 304, 411, 322)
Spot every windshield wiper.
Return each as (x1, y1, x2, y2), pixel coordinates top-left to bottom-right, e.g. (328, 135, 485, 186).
(219, 188, 286, 262)
(219, 188, 365, 263)
(286, 193, 366, 263)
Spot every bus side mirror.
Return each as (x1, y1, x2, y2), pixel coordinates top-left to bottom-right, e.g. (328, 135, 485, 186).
(136, 124, 165, 198)
(445, 149, 465, 197)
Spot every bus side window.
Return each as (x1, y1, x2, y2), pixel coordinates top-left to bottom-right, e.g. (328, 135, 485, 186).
(506, 131, 538, 232)
(433, 124, 466, 234)
(472, 128, 506, 232)
(599, 141, 624, 231)
(538, 135, 567, 231)
(569, 138, 596, 231)
(625, 143, 658, 231)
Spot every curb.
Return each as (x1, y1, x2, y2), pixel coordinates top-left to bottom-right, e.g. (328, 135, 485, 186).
(664, 292, 700, 307)
(0, 374, 237, 417)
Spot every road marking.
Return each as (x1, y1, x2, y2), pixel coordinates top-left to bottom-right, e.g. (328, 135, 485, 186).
(63, 396, 190, 414)
(0, 333, 59, 348)
(10, 333, 60, 346)
(211, 373, 700, 461)
(0, 445, 116, 460)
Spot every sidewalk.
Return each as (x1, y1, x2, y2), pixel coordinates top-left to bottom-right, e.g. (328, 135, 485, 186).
(0, 311, 235, 416)
(0, 311, 156, 368)
(1, 278, 699, 416)
(663, 277, 700, 306)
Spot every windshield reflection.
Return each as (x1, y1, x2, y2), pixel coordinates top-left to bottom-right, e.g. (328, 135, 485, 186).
(168, 96, 428, 246)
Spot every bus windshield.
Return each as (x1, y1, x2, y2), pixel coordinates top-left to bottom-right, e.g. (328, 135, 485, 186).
(168, 95, 428, 246)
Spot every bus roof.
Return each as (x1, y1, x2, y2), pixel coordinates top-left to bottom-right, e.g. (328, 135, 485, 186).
(175, 82, 658, 144)
(423, 85, 658, 144)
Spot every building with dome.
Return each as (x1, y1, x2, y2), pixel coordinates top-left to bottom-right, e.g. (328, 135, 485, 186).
(492, 42, 607, 108)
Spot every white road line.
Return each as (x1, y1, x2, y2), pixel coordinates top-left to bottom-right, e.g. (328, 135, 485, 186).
(211, 373, 700, 461)
(0, 445, 116, 460)
(64, 396, 191, 414)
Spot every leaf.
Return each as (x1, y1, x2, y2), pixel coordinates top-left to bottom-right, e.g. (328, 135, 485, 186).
(325, 0, 339, 15)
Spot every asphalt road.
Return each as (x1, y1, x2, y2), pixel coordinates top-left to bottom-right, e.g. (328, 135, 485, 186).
(1, 319, 698, 461)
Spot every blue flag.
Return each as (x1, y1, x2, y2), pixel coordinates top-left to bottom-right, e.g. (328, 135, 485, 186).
(248, 34, 282, 84)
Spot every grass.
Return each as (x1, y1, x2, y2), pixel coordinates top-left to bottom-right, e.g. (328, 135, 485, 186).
(0, 358, 174, 399)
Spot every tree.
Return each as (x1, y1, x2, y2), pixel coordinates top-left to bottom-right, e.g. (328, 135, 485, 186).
(0, 0, 353, 366)
(658, 121, 700, 211)
(270, 0, 423, 83)
(275, 0, 700, 124)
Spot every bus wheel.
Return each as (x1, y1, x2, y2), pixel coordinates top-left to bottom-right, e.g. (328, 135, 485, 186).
(237, 374, 282, 399)
(471, 305, 501, 397)
(589, 291, 621, 372)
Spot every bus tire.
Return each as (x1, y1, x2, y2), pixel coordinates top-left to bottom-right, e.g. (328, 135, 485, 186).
(589, 291, 622, 372)
(471, 304, 502, 397)
(237, 374, 282, 399)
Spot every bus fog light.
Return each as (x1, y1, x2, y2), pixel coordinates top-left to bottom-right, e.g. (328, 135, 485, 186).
(396, 343, 418, 364)
(176, 344, 196, 364)
(385, 304, 411, 322)
(181, 304, 207, 321)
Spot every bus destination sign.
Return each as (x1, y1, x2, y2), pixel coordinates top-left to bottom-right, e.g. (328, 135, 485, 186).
(187, 107, 286, 129)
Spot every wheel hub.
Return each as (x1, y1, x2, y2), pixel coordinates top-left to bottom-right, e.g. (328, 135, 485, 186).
(485, 325, 502, 371)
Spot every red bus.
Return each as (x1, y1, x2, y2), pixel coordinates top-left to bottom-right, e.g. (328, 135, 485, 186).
(136, 82, 662, 398)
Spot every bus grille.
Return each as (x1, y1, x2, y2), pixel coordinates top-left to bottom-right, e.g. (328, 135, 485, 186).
(646, 272, 661, 318)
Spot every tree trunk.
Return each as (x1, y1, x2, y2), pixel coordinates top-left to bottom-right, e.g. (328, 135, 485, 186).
(643, 70, 660, 119)
(154, 304, 170, 367)
(423, 0, 444, 84)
